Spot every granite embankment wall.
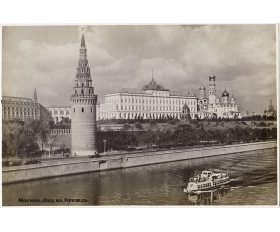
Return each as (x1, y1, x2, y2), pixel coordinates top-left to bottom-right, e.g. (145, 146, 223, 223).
(2, 141, 277, 184)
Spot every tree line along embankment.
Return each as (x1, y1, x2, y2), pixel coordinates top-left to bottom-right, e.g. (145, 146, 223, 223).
(2, 141, 277, 184)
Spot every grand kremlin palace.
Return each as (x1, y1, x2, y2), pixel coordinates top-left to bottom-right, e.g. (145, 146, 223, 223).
(97, 77, 197, 120)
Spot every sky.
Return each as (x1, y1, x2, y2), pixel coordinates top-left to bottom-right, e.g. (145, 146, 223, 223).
(2, 25, 277, 115)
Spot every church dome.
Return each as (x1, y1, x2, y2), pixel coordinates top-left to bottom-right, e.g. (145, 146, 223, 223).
(209, 73, 215, 81)
(222, 89, 229, 97)
(199, 86, 206, 90)
(142, 78, 168, 91)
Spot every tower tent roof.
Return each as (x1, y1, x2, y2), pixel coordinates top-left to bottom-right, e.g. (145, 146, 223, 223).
(81, 34, 86, 47)
(33, 88, 38, 102)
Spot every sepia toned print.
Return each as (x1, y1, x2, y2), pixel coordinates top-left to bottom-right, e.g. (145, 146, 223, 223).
(2, 25, 277, 206)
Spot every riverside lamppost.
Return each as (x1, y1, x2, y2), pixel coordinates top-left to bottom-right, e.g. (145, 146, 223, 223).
(103, 140, 106, 155)
(227, 134, 229, 144)
(47, 141, 51, 158)
(157, 137, 160, 150)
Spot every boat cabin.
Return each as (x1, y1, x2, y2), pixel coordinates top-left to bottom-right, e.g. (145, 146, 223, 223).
(201, 171, 213, 178)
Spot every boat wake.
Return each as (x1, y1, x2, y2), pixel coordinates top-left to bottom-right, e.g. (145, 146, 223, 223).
(230, 186, 243, 190)
(230, 177, 244, 182)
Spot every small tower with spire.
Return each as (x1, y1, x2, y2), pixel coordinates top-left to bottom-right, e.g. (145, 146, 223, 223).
(70, 33, 98, 156)
(33, 87, 38, 103)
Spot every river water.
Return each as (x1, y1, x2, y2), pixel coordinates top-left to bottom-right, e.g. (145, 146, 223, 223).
(2, 148, 277, 206)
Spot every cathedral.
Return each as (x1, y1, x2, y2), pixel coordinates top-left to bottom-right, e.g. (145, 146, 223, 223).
(197, 73, 241, 119)
(264, 100, 277, 117)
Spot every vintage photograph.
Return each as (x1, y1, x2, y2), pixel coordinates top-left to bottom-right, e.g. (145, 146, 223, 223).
(1, 25, 277, 206)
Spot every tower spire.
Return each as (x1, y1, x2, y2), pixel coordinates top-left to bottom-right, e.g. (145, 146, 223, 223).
(33, 87, 38, 103)
(81, 34, 86, 47)
(152, 67, 154, 81)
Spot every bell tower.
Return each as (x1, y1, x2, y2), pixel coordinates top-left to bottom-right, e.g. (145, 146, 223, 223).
(70, 34, 98, 156)
(208, 72, 217, 105)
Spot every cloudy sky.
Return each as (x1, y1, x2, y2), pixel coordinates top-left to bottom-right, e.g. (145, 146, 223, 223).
(2, 25, 277, 114)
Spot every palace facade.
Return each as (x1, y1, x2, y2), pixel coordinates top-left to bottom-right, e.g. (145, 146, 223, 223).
(46, 106, 71, 123)
(97, 77, 198, 120)
(2, 89, 51, 121)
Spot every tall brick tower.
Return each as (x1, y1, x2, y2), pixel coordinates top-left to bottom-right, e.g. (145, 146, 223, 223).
(70, 34, 98, 156)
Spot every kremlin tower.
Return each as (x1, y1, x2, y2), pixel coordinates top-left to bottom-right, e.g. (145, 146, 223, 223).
(70, 34, 98, 156)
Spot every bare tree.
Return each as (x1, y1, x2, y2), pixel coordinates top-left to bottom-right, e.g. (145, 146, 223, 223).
(46, 133, 59, 155)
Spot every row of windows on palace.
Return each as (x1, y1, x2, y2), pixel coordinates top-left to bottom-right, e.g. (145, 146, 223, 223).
(3, 111, 37, 117)
(3, 106, 39, 116)
(50, 110, 70, 115)
(3, 106, 38, 111)
(100, 104, 197, 112)
(105, 97, 197, 105)
(3, 101, 35, 105)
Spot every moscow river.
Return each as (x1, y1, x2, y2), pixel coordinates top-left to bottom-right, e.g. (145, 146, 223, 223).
(2, 148, 277, 206)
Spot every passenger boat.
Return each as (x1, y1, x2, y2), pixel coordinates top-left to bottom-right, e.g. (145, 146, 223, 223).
(184, 170, 230, 193)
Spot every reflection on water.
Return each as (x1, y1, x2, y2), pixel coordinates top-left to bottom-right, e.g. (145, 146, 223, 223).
(187, 188, 230, 205)
(2, 148, 277, 206)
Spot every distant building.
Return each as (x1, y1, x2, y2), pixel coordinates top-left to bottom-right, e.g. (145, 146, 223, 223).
(98, 74, 198, 120)
(46, 106, 71, 123)
(264, 100, 277, 117)
(241, 110, 257, 118)
(2, 88, 50, 121)
(251, 112, 257, 117)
